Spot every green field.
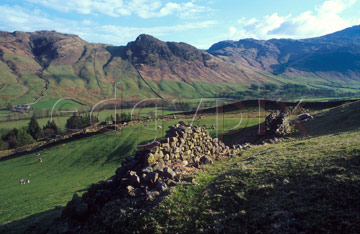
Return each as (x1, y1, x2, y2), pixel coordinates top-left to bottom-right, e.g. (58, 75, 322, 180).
(0, 116, 260, 226)
(0, 107, 179, 130)
(0, 117, 68, 130)
(0, 125, 153, 225)
(0, 110, 10, 115)
(31, 100, 85, 110)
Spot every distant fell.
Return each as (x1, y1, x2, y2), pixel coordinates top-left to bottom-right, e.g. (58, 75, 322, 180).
(208, 25, 360, 81)
(1, 26, 360, 107)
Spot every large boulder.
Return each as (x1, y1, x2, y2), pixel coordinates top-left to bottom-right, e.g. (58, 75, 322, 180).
(298, 113, 313, 121)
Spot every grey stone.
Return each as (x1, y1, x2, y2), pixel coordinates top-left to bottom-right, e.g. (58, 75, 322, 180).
(147, 172, 159, 184)
(128, 171, 140, 186)
(166, 180, 177, 187)
(153, 159, 165, 171)
(126, 185, 134, 194)
(156, 181, 168, 192)
(75, 203, 88, 217)
(200, 156, 213, 165)
(298, 113, 313, 121)
(163, 167, 176, 179)
(142, 167, 154, 173)
(146, 190, 160, 200)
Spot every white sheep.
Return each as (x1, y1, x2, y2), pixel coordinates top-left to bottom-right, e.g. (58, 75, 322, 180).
(19, 179, 30, 184)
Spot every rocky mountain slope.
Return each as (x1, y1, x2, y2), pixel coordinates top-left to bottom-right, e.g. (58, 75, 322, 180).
(1, 26, 360, 107)
(208, 25, 360, 85)
(0, 31, 265, 107)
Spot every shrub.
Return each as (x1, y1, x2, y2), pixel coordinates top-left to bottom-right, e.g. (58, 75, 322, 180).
(250, 83, 259, 90)
(43, 120, 61, 137)
(66, 114, 99, 130)
(28, 115, 42, 140)
(66, 115, 83, 130)
(3, 128, 35, 149)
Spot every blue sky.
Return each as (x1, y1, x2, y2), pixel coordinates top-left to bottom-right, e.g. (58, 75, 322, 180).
(0, 0, 359, 49)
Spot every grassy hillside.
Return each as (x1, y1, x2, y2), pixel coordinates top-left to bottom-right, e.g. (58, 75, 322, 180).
(131, 130, 360, 233)
(0, 116, 259, 228)
(31, 100, 85, 111)
(302, 101, 360, 136)
(2, 30, 360, 108)
(74, 101, 360, 233)
(1, 101, 359, 233)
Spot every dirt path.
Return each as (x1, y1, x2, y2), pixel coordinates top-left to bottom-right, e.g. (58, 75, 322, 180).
(0, 84, 6, 93)
(26, 71, 50, 105)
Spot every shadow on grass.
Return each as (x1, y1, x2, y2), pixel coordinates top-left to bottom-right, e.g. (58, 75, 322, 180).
(220, 123, 263, 145)
(134, 148, 360, 233)
(301, 101, 360, 137)
(103, 142, 135, 165)
(0, 208, 61, 234)
(191, 157, 360, 233)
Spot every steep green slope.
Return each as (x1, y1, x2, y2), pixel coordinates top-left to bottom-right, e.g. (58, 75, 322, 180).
(0, 53, 43, 106)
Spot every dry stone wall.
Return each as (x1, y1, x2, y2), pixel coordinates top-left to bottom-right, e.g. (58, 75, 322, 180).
(265, 111, 291, 137)
(62, 121, 244, 222)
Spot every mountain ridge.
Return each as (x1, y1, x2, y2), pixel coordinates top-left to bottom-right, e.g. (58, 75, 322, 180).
(207, 25, 360, 80)
(1, 26, 360, 107)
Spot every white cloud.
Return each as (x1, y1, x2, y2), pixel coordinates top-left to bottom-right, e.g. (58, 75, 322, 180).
(95, 20, 217, 44)
(0, 5, 69, 32)
(0, 5, 216, 47)
(26, 0, 207, 18)
(229, 0, 360, 40)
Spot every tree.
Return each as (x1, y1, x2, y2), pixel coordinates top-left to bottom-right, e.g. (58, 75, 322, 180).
(174, 102, 191, 111)
(28, 115, 42, 140)
(65, 114, 98, 130)
(264, 83, 279, 91)
(105, 115, 114, 122)
(250, 83, 259, 90)
(66, 114, 83, 130)
(3, 128, 35, 149)
(17, 128, 36, 147)
(120, 113, 131, 122)
(6, 103, 13, 110)
(43, 120, 61, 137)
(0, 137, 5, 150)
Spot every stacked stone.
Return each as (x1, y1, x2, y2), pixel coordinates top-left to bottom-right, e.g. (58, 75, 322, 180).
(62, 121, 242, 221)
(265, 111, 291, 137)
(139, 122, 231, 169)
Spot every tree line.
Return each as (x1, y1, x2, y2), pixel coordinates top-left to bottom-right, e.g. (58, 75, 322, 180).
(217, 83, 360, 100)
(0, 113, 100, 151)
(0, 116, 61, 150)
